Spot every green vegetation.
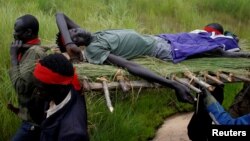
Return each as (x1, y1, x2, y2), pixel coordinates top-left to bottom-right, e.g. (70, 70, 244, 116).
(0, 0, 249, 140)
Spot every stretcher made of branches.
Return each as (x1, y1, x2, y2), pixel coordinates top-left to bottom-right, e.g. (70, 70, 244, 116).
(74, 56, 250, 112)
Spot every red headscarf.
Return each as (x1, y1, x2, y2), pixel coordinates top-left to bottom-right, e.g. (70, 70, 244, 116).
(26, 38, 41, 45)
(204, 26, 222, 35)
(33, 62, 81, 91)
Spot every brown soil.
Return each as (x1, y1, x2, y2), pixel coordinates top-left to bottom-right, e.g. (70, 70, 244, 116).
(152, 112, 193, 141)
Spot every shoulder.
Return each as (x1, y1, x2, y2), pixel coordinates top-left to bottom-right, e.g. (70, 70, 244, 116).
(21, 45, 48, 62)
(27, 45, 46, 54)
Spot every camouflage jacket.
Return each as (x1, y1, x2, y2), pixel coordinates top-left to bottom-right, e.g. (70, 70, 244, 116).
(9, 45, 50, 124)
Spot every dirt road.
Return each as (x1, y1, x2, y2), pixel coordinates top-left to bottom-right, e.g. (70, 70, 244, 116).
(152, 112, 193, 141)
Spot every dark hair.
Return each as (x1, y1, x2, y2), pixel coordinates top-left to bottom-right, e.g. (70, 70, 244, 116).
(17, 14, 39, 36)
(56, 29, 93, 52)
(39, 53, 74, 76)
(37, 53, 74, 104)
(56, 32, 66, 52)
(78, 29, 93, 46)
(205, 23, 224, 34)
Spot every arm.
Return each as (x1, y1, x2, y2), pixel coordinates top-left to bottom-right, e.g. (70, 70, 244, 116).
(106, 54, 194, 104)
(10, 40, 22, 66)
(57, 12, 81, 29)
(9, 46, 47, 95)
(56, 12, 80, 45)
(203, 89, 250, 125)
(55, 12, 83, 61)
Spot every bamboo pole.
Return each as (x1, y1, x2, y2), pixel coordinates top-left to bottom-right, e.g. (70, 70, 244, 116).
(184, 71, 215, 91)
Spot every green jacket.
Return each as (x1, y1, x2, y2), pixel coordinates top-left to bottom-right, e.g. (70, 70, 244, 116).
(9, 45, 48, 124)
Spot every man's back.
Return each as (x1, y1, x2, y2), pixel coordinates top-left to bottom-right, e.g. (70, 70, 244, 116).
(85, 29, 157, 64)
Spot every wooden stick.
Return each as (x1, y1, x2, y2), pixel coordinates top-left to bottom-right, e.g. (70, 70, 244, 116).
(213, 71, 232, 82)
(172, 76, 201, 93)
(97, 77, 114, 113)
(219, 72, 233, 82)
(203, 73, 224, 85)
(82, 79, 91, 91)
(195, 93, 200, 115)
(83, 80, 160, 91)
(184, 71, 215, 91)
(229, 73, 250, 82)
(80, 72, 250, 92)
(118, 80, 130, 92)
(102, 81, 114, 112)
(115, 69, 130, 92)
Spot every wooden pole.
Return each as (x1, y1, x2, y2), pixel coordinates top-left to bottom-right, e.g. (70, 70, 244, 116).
(82, 80, 159, 91)
(115, 69, 130, 92)
(82, 79, 91, 91)
(203, 72, 224, 85)
(184, 71, 215, 91)
(97, 77, 114, 112)
(172, 76, 201, 93)
(211, 71, 232, 82)
(229, 73, 250, 82)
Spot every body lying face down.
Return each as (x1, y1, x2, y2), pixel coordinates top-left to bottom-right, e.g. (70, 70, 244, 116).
(58, 22, 243, 64)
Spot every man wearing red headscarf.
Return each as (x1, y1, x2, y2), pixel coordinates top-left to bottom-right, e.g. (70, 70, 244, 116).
(8, 14, 48, 141)
(9, 14, 84, 141)
(33, 53, 88, 141)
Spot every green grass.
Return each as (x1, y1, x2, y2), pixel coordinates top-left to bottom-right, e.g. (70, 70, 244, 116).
(86, 88, 192, 141)
(223, 83, 244, 109)
(1, 0, 250, 140)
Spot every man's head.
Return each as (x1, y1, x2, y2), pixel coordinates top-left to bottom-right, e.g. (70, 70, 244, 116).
(33, 53, 75, 104)
(56, 28, 92, 52)
(204, 23, 224, 35)
(13, 14, 39, 42)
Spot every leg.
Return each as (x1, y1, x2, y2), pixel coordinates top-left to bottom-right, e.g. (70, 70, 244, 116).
(187, 84, 224, 141)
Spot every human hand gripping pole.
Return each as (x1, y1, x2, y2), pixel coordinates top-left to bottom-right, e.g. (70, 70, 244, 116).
(172, 81, 195, 104)
(201, 87, 217, 107)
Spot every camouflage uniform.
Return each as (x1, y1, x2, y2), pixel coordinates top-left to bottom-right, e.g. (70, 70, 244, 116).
(9, 45, 49, 124)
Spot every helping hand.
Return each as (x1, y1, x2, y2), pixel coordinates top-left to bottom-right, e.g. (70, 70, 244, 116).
(201, 87, 217, 106)
(201, 87, 211, 96)
(174, 83, 195, 104)
(65, 43, 83, 62)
